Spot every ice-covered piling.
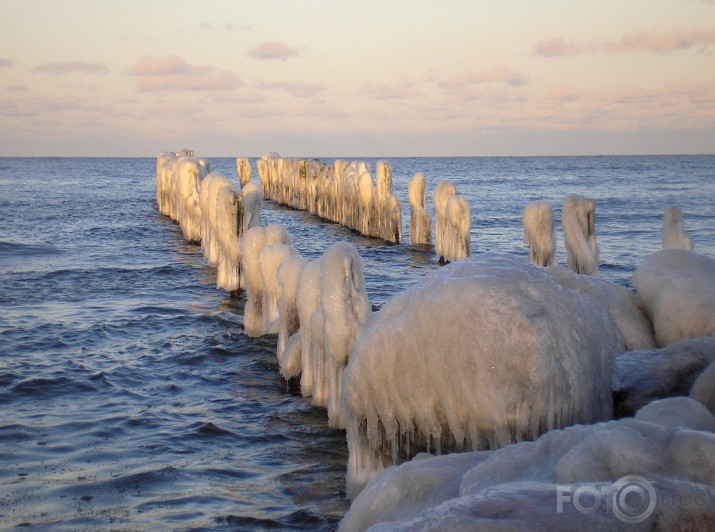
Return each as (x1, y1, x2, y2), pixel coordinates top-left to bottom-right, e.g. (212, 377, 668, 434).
(562, 194, 598, 275)
(663, 205, 693, 250)
(522, 201, 555, 266)
(407, 172, 432, 245)
(235, 157, 252, 187)
(244, 154, 402, 244)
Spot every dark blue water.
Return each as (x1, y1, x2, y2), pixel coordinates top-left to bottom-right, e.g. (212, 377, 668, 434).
(0, 155, 713, 530)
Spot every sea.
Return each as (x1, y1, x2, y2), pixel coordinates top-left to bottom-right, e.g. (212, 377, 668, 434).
(1, 155, 713, 530)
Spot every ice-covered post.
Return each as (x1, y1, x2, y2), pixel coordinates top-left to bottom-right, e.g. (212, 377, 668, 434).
(408, 172, 432, 245)
(236, 157, 252, 187)
(445, 194, 470, 262)
(522, 201, 555, 266)
(215, 185, 244, 292)
(562, 194, 598, 275)
(662, 205, 693, 250)
(434, 181, 456, 263)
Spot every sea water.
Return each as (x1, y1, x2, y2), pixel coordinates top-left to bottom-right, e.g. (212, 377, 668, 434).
(0, 155, 713, 530)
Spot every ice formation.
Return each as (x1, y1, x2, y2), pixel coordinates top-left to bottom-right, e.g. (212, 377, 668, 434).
(612, 337, 715, 417)
(407, 172, 432, 245)
(523, 201, 555, 266)
(633, 249, 715, 346)
(239, 225, 293, 337)
(662, 205, 693, 250)
(155, 151, 265, 293)
(562, 194, 598, 275)
(276, 255, 306, 378)
(340, 401, 715, 530)
(546, 266, 656, 350)
(155, 150, 210, 243)
(341, 253, 621, 498)
(215, 185, 243, 292)
(433, 181, 456, 261)
(244, 154, 402, 243)
(290, 243, 372, 427)
(235, 157, 252, 187)
(199, 172, 234, 266)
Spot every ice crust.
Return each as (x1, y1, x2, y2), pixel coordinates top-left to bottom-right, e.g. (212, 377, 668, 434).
(633, 249, 715, 346)
(341, 253, 620, 498)
(340, 401, 715, 531)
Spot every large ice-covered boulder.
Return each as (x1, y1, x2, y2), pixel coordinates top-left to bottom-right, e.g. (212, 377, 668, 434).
(612, 337, 715, 417)
(340, 401, 715, 531)
(633, 249, 715, 347)
(547, 266, 656, 351)
(341, 253, 623, 497)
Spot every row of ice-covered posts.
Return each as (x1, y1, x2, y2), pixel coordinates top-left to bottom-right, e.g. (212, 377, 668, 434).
(155, 149, 695, 438)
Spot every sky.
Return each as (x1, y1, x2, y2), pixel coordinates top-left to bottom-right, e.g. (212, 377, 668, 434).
(0, 0, 714, 157)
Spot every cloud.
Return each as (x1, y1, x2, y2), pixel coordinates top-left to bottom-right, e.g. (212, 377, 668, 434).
(606, 29, 715, 53)
(5, 84, 28, 92)
(256, 81, 326, 98)
(440, 69, 529, 89)
(0, 58, 12, 68)
(536, 29, 715, 56)
(246, 41, 301, 61)
(534, 38, 594, 57)
(31, 61, 109, 75)
(196, 21, 251, 32)
(127, 55, 240, 91)
(357, 79, 422, 100)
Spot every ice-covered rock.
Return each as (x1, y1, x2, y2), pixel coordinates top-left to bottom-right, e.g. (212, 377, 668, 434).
(562, 194, 598, 275)
(407, 172, 432, 245)
(341, 253, 621, 498)
(635, 396, 715, 432)
(612, 337, 715, 417)
(662, 205, 693, 250)
(547, 266, 656, 350)
(691, 360, 715, 416)
(633, 249, 715, 346)
(341, 413, 715, 531)
(523, 201, 556, 266)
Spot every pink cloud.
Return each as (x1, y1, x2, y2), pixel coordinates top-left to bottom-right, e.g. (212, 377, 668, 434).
(128, 55, 240, 91)
(357, 81, 418, 100)
(246, 41, 301, 61)
(32, 61, 109, 75)
(0, 58, 12, 68)
(537, 29, 715, 57)
(256, 81, 326, 98)
(606, 29, 715, 53)
(534, 38, 594, 57)
(440, 69, 529, 89)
